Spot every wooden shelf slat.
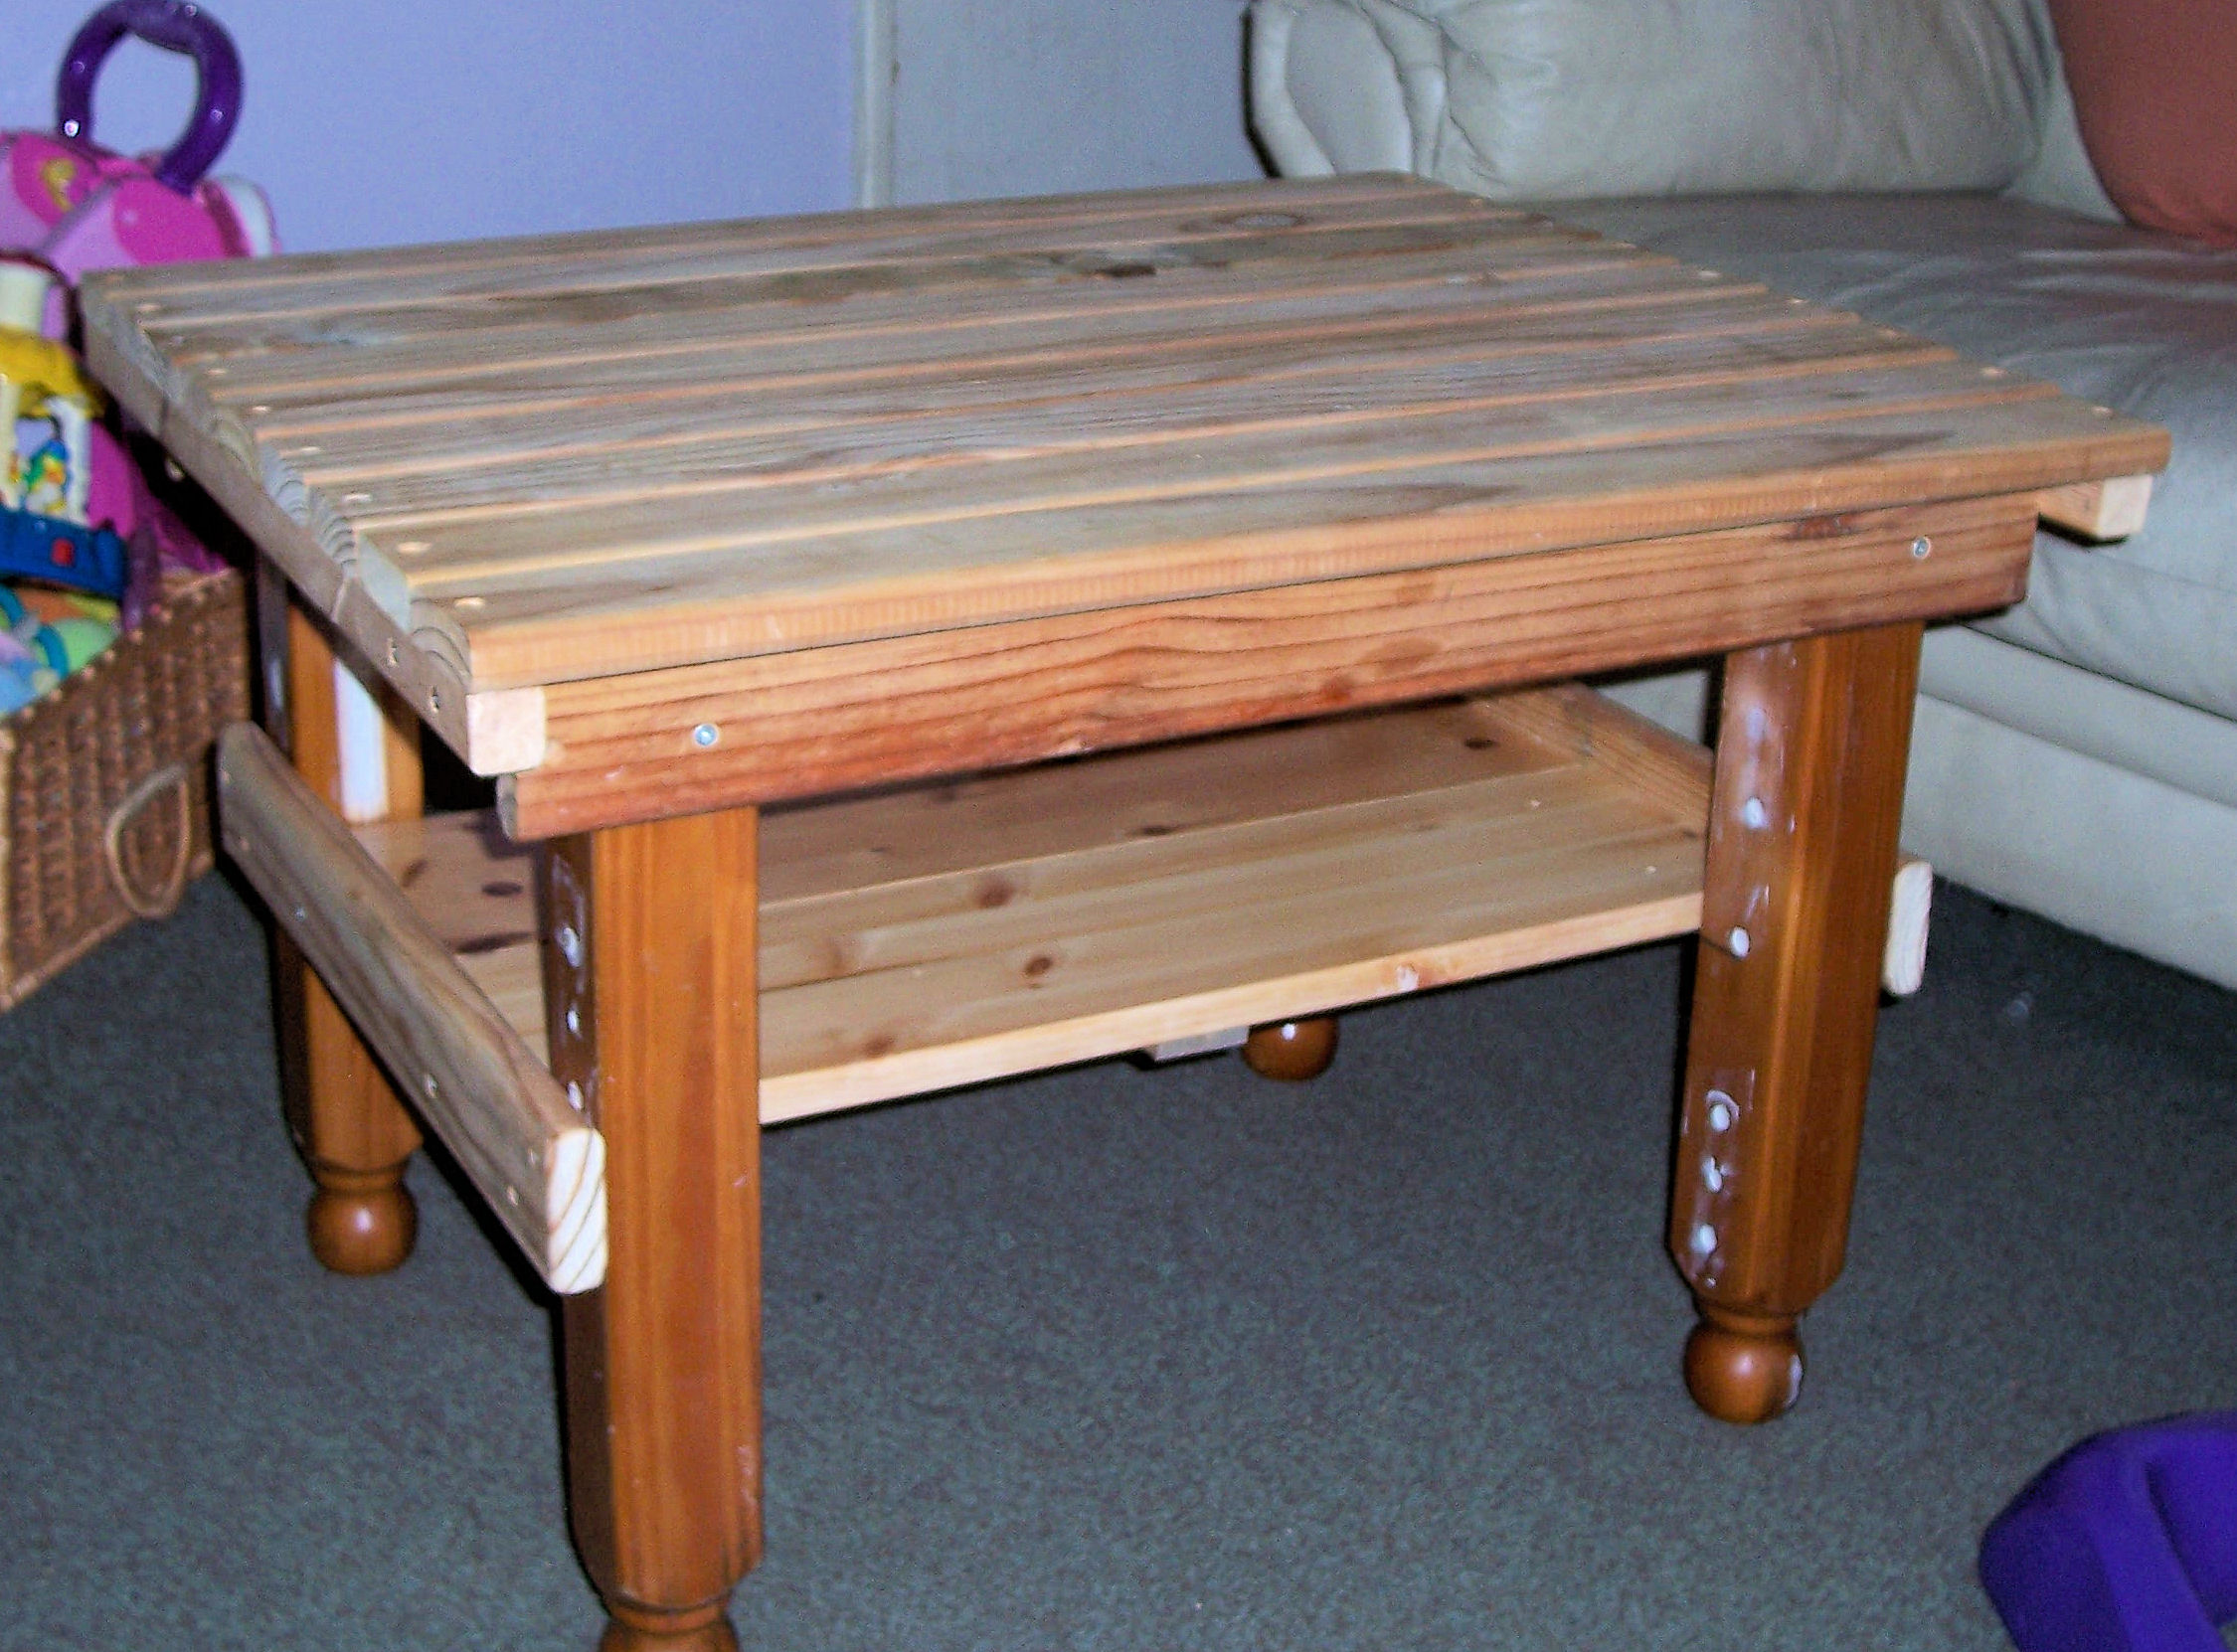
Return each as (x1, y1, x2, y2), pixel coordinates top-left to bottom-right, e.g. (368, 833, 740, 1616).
(216, 727, 605, 1294)
(356, 686, 1715, 1123)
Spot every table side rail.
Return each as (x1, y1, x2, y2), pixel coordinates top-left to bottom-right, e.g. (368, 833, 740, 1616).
(216, 724, 605, 1294)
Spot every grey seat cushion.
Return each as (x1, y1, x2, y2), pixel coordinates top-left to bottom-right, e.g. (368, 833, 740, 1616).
(1553, 193, 2237, 722)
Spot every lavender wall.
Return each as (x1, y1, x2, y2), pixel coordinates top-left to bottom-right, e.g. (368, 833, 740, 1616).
(2, 0, 856, 251)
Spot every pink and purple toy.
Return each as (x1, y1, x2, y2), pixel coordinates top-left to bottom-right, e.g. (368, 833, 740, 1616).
(1, 1, 274, 323)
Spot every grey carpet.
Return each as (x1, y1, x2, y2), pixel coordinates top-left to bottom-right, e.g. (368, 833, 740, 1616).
(6, 868, 2233, 1650)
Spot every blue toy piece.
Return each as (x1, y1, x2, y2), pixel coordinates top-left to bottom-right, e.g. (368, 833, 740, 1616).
(0, 500, 129, 599)
(1980, 1411, 2237, 1652)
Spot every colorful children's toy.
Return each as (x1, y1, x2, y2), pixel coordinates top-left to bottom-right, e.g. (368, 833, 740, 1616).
(0, 2, 268, 712)
(0, 257, 129, 598)
(0, 0, 273, 314)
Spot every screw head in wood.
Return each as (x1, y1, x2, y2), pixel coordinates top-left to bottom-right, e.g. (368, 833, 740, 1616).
(692, 722, 720, 748)
(1911, 536, 1932, 559)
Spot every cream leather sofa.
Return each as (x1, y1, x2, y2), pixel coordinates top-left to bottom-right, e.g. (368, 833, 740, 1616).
(1249, 0, 2237, 988)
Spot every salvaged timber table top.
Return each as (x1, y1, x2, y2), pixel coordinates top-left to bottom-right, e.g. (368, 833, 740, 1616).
(82, 173, 2164, 839)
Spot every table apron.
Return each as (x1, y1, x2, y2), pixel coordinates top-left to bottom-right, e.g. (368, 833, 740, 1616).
(498, 493, 2032, 839)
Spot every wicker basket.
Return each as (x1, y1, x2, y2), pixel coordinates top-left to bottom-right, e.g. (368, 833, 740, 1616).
(0, 564, 249, 1009)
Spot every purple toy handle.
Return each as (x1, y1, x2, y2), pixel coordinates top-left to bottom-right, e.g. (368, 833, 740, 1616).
(55, 1, 244, 193)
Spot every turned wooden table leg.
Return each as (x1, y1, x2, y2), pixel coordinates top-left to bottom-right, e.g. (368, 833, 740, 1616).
(258, 566, 424, 1274)
(542, 809, 763, 1650)
(1671, 621, 1922, 1424)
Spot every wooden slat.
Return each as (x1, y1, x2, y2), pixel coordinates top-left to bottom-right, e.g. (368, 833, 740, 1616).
(297, 320, 1941, 531)
(111, 199, 1540, 360)
(216, 724, 604, 1293)
(103, 175, 1491, 318)
(366, 684, 1940, 1115)
(2037, 473, 2152, 541)
(188, 234, 1646, 411)
(250, 279, 1810, 466)
(77, 174, 2169, 777)
(407, 382, 2158, 687)
(371, 362, 2060, 574)
(496, 495, 2036, 833)
(361, 689, 1711, 1121)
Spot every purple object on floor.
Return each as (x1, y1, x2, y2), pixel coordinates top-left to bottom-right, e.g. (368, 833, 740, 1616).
(1979, 1411, 2237, 1652)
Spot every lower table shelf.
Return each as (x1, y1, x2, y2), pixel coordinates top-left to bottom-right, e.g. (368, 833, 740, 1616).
(359, 684, 1717, 1122)
(223, 681, 1929, 1295)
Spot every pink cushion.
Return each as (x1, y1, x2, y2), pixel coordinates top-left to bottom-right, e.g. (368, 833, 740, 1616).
(2049, 0, 2237, 246)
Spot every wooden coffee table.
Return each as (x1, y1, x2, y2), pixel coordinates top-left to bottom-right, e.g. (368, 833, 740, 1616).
(81, 175, 2163, 1648)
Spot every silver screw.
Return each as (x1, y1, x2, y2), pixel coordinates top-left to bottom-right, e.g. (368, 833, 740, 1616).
(1911, 536, 1932, 559)
(1728, 925, 1752, 958)
(692, 722, 720, 748)
(556, 924, 583, 968)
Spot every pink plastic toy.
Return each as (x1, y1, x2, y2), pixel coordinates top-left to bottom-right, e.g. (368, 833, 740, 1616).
(0, 3, 265, 652)
(0, 1, 274, 333)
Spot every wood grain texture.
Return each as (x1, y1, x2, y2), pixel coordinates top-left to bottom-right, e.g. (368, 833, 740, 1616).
(2037, 473, 2152, 541)
(497, 494, 2036, 836)
(78, 174, 2166, 789)
(1669, 622, 1925, 1422)
(357, 692, 1696, 1118)
(218, 726, 604, 1293)
(267, 590, 424, 1274)
(547, 811, 762, 1641)
(356, 688, 1956, 1121)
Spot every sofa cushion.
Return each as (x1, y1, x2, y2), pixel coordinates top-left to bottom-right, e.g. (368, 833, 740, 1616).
(1249, 0, 2058, 200)
(2047, 0, 2237, 247)
(1555, 194, 2237, 722)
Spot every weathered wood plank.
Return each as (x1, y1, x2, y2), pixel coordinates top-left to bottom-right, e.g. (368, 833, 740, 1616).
(217, 725, 604, 1293)
(291, 320, 1941, 533)
(113, 194, 1536, 338)
(187, 234, 1648, 410)
(93, 174, 1474, 302)
(494, 495, 2036, 829)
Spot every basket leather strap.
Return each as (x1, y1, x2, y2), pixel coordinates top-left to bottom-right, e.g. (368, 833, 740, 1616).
(102, 760, 193, 919)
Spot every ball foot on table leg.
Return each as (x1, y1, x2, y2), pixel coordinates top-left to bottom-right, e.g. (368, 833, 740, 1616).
(305, 1165, 417, 1276)
(1683, 1305, 1805, 1425)
(600, 1599, 739, 1652)
(1242, 1016, 1338, 1081)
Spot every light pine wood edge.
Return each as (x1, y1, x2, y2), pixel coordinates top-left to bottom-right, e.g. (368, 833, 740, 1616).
(2036, 473, 2152, 541)
(80, 319, 537, 775)
(216, 724, 604, 1292)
